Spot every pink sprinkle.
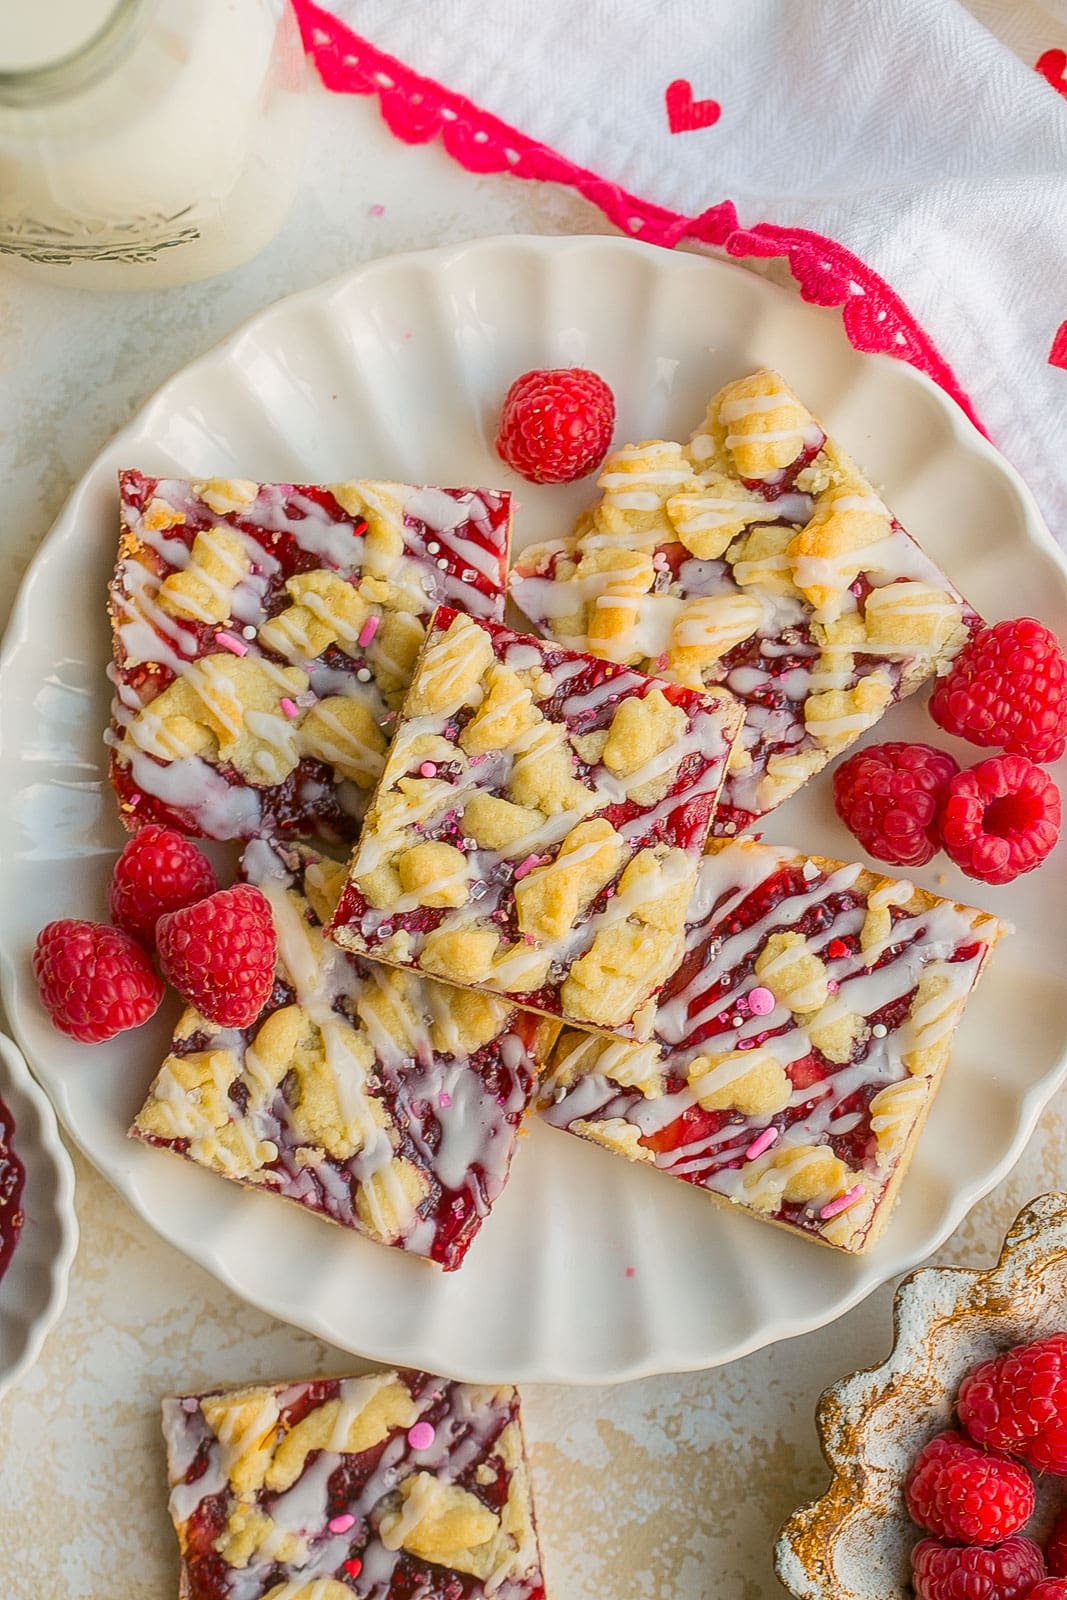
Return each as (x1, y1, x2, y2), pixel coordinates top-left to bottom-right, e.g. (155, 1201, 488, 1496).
(748, 986, 775, 1017)
(737, 1038, 755, 1051)
(625, 1266, 636, 1279)
(653, 653, 670, 671)
(408, 1421, 436, 1450)
(827, 978, 840, 994)
(744, 1126, 779, 1162)
(329, 1513, 356, 1534)
(513, 853, 542, 880)
(358, 614, 380, 648)
(652, 552, 669, 570)
(820, 1183, 865, 1222)
(280, 697, 299, 719)
(523, 933, 536, 945)
(419, 762, 438, 778)
(438, 1092, 452, 1109)
(215, 631, 247, 656)
(369, 203, 385, 216)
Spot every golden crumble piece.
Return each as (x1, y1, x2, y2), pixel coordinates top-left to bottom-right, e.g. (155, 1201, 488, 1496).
(687, 1048, 792, 1115)
(427, 984, 510, 1057)
(286, 1020, 383, 1161)
(298, 696, 388, 788)
(863, 580, 965, 656)
(397, 841, 469, 909)
(570, 728, 609, 766)
(366, 608, 426, 700)
(141, 495, 186, 532)
(592, 440, 703, 544)
(355, 1158, 430, 1245)
(459, 665, 541, 755)
(373, 775, 456, 848)
(156, 526, 250, 625)
(819, 1177, 878, 1250)
(580, 547, 657, 661)
(902, 965, 965, 1078)
(355, 861, 403, 912)
(380, 1474, 499, 1574)
(859, 881, 916, 954)
(561, 919, 680, 1032)
(602, 688, 687, 784)
(125, 655, 308, 785)
(194, 477, 259, 516)
(514, 817, 624, 943)
(134, 1049, 239, 1141)
(462, 793, 546, 851)
(303, 856, 349, 926)
(807, 1003, 865, 1065)
(258, 569, 369, 661)
(329, 480, 406, 575)
(548, 1030, 665, 1100)
(355, 965, 426, 1052)
(200, 1388, 280, 1497)
(612, 847, 694, 932)
(420, 924, 500, 985)
(407, 613, 495, 718)
(490, 941, 553, 994)
(743, 1144, 849, 1211)
(265, 1380, 417, 1494)
(754, 931, 829, 1014)
(694, 370, 817, 483)
(508, 721, 593, 817)
(754, 745, 826, 813)
(728, 523, 803, 598)
(570, 1116, 655, 1163)
(667, 471, 783, 559)
(787, 479, 894, 619)
(870, 1077, 928, 1162)
(667, 592, 764, 684)
(804, 669, 893, 753)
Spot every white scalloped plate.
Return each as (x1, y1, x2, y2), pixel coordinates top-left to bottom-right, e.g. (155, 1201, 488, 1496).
(0, 1034, 77, 1401)
(1, 235, 1065, 1384)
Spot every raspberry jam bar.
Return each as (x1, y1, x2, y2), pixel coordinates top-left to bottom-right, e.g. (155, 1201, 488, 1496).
(108, 472, 510, 841)
(328, 608, 745, 1041)
(539, 838, 1005, 1252)
(130, 839, 558, 1270)
(510, 369, 978, 834)
(161, 1371, 545, 1599)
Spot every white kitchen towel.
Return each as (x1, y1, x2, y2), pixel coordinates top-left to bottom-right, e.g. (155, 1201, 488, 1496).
(294, 0, 1067, 540)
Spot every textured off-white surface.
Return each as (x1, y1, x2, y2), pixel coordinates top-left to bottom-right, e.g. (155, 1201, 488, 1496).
(1, 83, 1066, 1597)
(0, 1034, 77, 1401)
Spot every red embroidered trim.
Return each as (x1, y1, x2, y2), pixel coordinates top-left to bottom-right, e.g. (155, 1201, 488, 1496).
(293, 0, 982, 431)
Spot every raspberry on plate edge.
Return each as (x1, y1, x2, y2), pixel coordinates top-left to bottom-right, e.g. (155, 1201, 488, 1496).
(108, 824, 218, 946)
(937, 754, 1061, 886)
(33, 919, 164, 1043)
(832, 741, 959, 867)
(495, 366, 615, 484)
(929, 616, 1067, 765)
(904, 1428, 1034, 1546)
(156, 883, 277, 1029)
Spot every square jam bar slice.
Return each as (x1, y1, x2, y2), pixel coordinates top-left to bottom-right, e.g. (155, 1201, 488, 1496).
(328, 608, 745, 1041)
(539, 838, 1005, 1252)
(130, 838, 557, 1270)
(511, 369, 978, 834)
(109, 472, 510, 841)
(161, 1370, 545, 1598)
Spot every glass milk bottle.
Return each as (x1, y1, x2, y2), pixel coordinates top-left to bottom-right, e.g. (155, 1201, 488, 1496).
(0, 0, 309, 289)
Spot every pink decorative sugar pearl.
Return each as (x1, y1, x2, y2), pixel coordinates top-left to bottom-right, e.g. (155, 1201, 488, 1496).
(747, 986, 775, 1017)
(328, 1513, 355, 1534)
(407, 1421, 436, 1451)
(419, 762, 438, 778)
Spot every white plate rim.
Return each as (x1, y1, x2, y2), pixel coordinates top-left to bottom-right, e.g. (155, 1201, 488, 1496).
(1, 232, 1065, 1384)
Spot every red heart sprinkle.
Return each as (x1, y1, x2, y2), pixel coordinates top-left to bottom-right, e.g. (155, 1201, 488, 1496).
(1036, 47, 1067, 98)
(1049, 320, 1067, 372)
(827, 939, 848, 959)
(343, 1558, 363, 1578)
(665, 78, 721, 134)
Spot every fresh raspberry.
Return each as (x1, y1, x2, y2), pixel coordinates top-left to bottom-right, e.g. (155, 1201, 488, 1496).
(911, 1536, 1044, 1600)
(930, 617, 1067, 764)
(33, 919, 164, 1043)
(959, 1334, 1067, 1474)
(1029, 1583, 1067, 1599)
(832, 741, 959, 866)
(936, 755, 1060, 885)
(1046, 1507, 1067, 1577)
(495, 367, 615, 484)
(905, 1430, 1034, 1545)
(108, 825, 218, 947)
(156, 885, 276, 1028)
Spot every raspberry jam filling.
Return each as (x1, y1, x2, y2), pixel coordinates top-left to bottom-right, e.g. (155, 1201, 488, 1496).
(330, 608, 743, 1038)
(540, 839, 1002, 1249)
(163, 1373, 546, 1600)
(131, 840, 552, 1271)
(108, 473, 510, 843)
(0, 1094, 25, 1286)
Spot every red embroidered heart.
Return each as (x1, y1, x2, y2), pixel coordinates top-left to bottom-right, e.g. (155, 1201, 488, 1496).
(1050, 321, 1067, 370)
(666, 79, 721, 134)
(1036, 48, 1067, 97)
(343, 1558, 363, 1578)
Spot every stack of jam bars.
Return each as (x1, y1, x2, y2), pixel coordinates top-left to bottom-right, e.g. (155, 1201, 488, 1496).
(105, 370, 1012, 1597)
